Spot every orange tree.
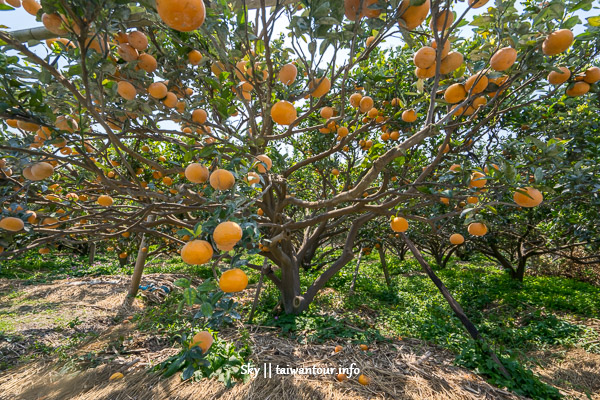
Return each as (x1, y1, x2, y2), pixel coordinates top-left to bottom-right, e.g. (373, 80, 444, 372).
(0, 0, 599, 318)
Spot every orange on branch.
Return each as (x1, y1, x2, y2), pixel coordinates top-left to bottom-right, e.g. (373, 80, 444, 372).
(0, 217, 24, 232)
(42, 13, 67, 35)
(513, 187, 543, 207)
(320, 107, 334, 119)
(97, 195, 114, 207)
(117, 81, 136, 100)
(30, 162, 54, 180)
(156, 0, 206, 32)
(255, 154, 272, 173)
(468, 222, 488, 236)
(391, 217, 408, 232)
(209, 169, 235, 190)
(137, 53, 157, 73)
(309, 77, 331, 97)
(464, 73, 488, 94)
(181, 240, 213, 265)
(188, 50, 203, 65)
(127, 31, 148, 51)
(398, 0, 430, 30)
(469, 171, 487, 188)
(148, 82, 168, 99)
(413, 46, 436, 69)
(542, 29, 574, 56)
(402, 109, 417, 122)
(185, 163, 209, 183)
(350, 93, 362, 108)
(430, 9, 454, 31)
(439, 51, 464, 74)
(450, 233, 464, 245)
(271, 100, 297, 125)
(583, 66, 600, 84)
(444, 83, 467, 104)
(359, 96, 374, 113)
(279, 63, 297, 85)
(213, 221, 243, 251)
(490, 47, 517, 71)
(547, 67, 570, 85)
(219, 268, 249, 292)
(566, 81, 590, 97)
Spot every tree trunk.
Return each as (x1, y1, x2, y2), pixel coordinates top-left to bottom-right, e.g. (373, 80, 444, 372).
(88, 242, 96, 265)
(128, 233, 149, 297)
(348, 251, 363, 295)
(513, 256, 527, 282)
(401, 233, 511, 380)
(378, 247, 392, 288)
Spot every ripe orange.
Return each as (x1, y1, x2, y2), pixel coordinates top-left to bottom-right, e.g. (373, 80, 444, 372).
(439, 51, 464, 75)
(468, 222, 488, 236)
(271, 100, 297, 125)
(39, 247, 50, 255)
(17, 120, 39, 132)
(566, 81, 590, 97)
(247, 172, 260, 184)
(336, 373, 347, 382)
(444, 83, 467, 104)
(358, 374, 371, 385)
(583, 66, 600, 84)
(185, 163, 209, 183)
(219, 268, 248, 292)
(163, 92, 178, 108)
(359, 96, 374, 113)
(547, 67, 570, 85)
(450, 233, 464, 245)
(189, 331, 213, 352)
(391, 217, 408, 232)
(137, 53, 157, 73)
(181, 239, 213, 265)
(209, 169, 235, 190)
(255, 154, 272, 173)
(117, 81, 136, 101)
(117, 43, 139, 62)
(350, 93, 362, 108)
(97, 195, 114, 207)
(359, 344, 368, 350)
(464, 73, 488, 94)
(30, 162, 54, 180)
(469, 171, 487, 188)
(413, 46, 436, 69)
(513, 187, 543, 207)
(192, 108, 208, 124)
(398, 0, 430, 30)
(337, 126, 349, 137)
(542, 29, 573, 56)
(22, 0, 41, 15)
(128, 31, 148, 51)
(415, 65, 436, 79)
(402, 109, 417, 122)
(334, 345, 343, 353)
(320, 106, 334, 119)
(309, 77, 331, 97)
(279, 63, 297, 85)
(148, 82, 168, 99)
(431, 9, 454, 31)
(42, 13, 67, 35)
(156, 0, 206, 32)
(0, 217, 24, 232)
(344, 0, 380, 20)
(188, 50, 203, 65)
(490, 47, 517, 71)
(213, 221, 243, 251)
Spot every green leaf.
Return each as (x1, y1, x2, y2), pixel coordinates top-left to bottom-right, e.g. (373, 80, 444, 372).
(174, 278, 191, 288)
(183, 288, 197, 306)
(201, 302, 214, 317)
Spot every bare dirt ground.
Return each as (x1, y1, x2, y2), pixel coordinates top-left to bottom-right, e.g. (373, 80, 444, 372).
(0, 275, 598, 400)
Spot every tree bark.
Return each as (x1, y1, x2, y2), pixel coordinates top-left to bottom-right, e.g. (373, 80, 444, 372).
(378, 246, 392, 288)
(128, 233, 149, 297)
(248, 258, 269, 323)
(401, 233, 511, 380)
(349, 250, 363, 295)
(88, 242, 96, 265)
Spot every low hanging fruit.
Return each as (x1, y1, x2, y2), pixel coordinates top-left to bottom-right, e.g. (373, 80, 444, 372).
(219, 268, 248, 292)
(468, 222, 488, 236)
(213, 221, 243, 251)
(391, 216, 408, 232)
(209, 169, 235, 190)
(181, 239, 214, 265)
(449, 233, 465, 245)
(271, 101, 297, 125)
(0, 217, 24, 232)
(189, 331, 213, 352)
(185, 163, 209, 183)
